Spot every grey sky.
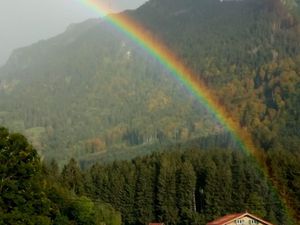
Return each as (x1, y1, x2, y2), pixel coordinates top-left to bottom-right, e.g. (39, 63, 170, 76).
(0, 0, 147, 66)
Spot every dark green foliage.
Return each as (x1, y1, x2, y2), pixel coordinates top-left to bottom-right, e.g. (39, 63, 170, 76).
(267, 150, 300, 222)
(134, 162, 155, 225)
(176, 161, 197, 225)
(157, 155, 179, 225)
(0, 127, 122, 225)
(61, 158, 84, 195)
(0, 126, 299, 224)
(93, 203, 122, 225)
(0, 127, 51, 224)
(82, 149, 297, 225)
(67, 196, 95, 225)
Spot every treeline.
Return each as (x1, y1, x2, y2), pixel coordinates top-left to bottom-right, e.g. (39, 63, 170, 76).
(1, 127, 299, 224)
(60, 149, 299, 225)
(0, 127, 121, 225)
(80, 132, 241, 165)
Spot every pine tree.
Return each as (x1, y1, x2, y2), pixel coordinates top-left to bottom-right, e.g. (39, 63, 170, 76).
(134, 161, 155, 225)
(61, 158, 84, 195)
(119, 162, 137, 225)
(176, 161, 197, 225)
(157, 155, 179, 225)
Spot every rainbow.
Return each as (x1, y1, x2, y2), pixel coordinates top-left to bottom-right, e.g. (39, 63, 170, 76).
(76, 0, 262, 162)
(74, 0, 300, 220)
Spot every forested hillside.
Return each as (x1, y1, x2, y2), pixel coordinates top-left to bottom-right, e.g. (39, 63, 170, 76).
(128, 0, 300, 153)
(0, 0, 300, 222)
(0, 18, 218, 163)
(0, 0, 299, 163)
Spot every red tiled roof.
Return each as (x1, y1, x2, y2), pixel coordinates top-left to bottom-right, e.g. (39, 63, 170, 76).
(206, 212, 274, 225)
(207, 213, 245, 225)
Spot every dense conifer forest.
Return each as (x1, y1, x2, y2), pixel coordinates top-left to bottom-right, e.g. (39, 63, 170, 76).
(1, 127, 299, 224)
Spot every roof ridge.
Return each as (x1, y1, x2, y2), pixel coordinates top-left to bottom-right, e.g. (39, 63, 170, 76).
(206, 212, 274, 225)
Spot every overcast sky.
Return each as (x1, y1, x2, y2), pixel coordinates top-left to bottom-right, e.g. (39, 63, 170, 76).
(0, 0, 147, 66)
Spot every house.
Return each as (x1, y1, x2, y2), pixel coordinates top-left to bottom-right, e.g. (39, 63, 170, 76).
(206, 212, 274, 225)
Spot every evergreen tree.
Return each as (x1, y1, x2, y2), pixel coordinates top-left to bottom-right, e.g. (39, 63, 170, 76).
(134, 161, 155, 225)
(0, 127, 51, 224)
(157, 155, 179, 225)
(176, 161, 197, 225)
(246, 192, 267, 218)
(119, 162, 137, 225)
(61, 158, 84, 195)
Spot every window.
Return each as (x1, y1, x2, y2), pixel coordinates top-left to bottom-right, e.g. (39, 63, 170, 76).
(249, 219, 258, 224)
(236, 219, 245, 224)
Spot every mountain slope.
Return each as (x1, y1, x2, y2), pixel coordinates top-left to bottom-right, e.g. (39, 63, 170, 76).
(127, 0, 300, 152)
(0, 0, 299, 164)
(0, 17, 218, 163)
